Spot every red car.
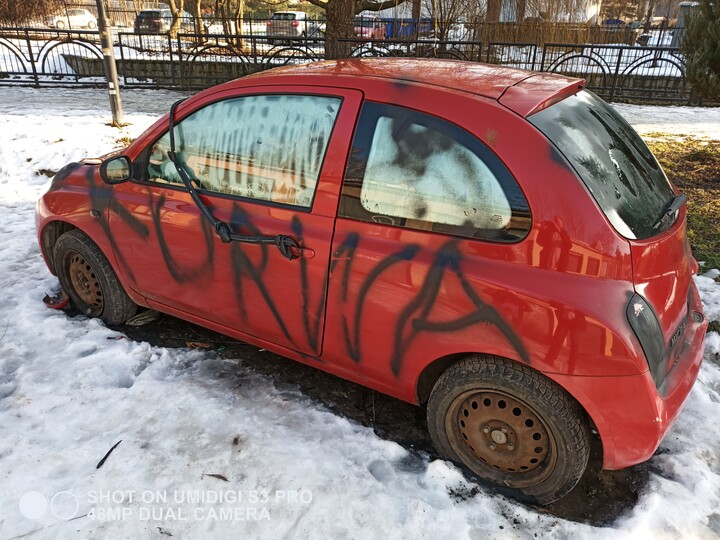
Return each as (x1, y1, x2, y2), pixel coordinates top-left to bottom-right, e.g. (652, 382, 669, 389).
(353, 16, 386, 39)
(36, 59, 708, 504)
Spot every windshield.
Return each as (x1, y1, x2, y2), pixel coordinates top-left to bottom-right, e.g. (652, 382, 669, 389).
(529, 90, 675, 239)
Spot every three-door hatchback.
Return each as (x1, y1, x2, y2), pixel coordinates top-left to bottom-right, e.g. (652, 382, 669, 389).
(36, 59, 708, 504)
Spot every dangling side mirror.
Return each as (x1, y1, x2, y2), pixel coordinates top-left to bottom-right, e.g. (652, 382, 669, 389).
(99, 155, 132, 185)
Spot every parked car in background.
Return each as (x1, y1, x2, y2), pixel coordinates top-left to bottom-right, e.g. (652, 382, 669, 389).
(36, 59, 708, 505)
(353, 15, 386, 39)
(47, 8, 97, 30)
(134, 8, 194, 34)
(266, 11, 312, 43)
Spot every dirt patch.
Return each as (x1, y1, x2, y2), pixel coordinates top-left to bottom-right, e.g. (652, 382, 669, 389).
(647, 135, 720, 270)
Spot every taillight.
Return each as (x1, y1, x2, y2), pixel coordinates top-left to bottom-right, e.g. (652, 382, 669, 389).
(292, 20, 299, 27)
(626, 294, 666, 388)
(266, 20, 271, 26)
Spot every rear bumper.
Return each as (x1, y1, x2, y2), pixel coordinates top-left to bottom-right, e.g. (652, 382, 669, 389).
(549, 280, 707, 470)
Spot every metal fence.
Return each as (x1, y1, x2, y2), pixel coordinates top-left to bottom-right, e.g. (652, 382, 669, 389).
(0, 27, 696, 105)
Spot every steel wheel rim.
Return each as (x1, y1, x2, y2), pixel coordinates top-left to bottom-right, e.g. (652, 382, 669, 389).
(67, 250, 103, 313)
(446, 389, 558, 488)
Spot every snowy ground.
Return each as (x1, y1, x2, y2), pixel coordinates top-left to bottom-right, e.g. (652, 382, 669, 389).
(612, 104, 720, 139)
(0, 86, 719, 539)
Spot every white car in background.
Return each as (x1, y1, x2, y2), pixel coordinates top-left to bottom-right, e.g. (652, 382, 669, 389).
(48, 8, 97, 30)
(266, 11, 313, 43)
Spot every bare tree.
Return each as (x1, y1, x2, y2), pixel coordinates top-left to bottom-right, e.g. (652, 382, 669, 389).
(423, 0, 481, 40)
(0, 0, 64, 24)
(167, 0, 186, 36)
(189, 0, 204, 33)
(303, 0, 410, 59)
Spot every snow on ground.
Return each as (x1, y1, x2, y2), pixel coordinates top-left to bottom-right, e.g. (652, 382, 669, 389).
(613, 103, 720, 139)
(0, 86, 719, 539)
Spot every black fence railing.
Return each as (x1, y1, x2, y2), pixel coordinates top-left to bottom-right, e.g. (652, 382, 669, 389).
(0, 27, 696, 105)
(1, 15, 685, 47)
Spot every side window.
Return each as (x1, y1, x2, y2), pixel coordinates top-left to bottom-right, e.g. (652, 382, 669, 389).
(340, 102, 531, 241)
(146, 94, 342, 208)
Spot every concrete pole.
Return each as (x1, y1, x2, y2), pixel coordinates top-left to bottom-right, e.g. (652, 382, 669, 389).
(95, 0, 124, 126)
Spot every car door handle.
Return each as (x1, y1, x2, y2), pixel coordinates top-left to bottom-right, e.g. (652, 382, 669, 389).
(290, 245, 315, 259)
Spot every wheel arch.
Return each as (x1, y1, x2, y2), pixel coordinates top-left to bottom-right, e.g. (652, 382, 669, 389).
(41, 219, 146, 307)
(415, 352, 601, 451)
(40, 220, 80, 275)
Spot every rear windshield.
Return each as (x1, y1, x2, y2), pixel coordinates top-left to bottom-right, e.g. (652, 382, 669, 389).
(271, 13, 297, 20)
(529, 90, 675, 239)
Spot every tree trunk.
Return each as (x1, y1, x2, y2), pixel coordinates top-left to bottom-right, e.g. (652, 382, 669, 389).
(486, 0, 502, 23)
(168, 0, 185, 38)
(191, 0, 202, 33)
(233, 0, 244, 49)
(324, 0, 356, 60)
(412, 0, 421, 39)
(190, 0, 206, 43)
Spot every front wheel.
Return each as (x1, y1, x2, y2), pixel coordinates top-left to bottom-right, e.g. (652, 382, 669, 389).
(53, 229, 137, 325)
(427, 356, 590, 504)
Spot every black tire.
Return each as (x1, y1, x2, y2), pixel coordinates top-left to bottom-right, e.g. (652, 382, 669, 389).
(53, 229, 137, 325)
(427, 356, 590, 504)
(55, 20, 66, 30)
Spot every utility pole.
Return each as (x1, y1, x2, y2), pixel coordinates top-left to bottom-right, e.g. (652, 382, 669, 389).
(95, 0, 124, 126)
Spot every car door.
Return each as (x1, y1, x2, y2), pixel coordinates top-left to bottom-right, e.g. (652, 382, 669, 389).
(109, 86, 363, 356)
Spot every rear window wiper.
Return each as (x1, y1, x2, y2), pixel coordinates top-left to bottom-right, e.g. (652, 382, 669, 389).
(651, 193, 686, 231)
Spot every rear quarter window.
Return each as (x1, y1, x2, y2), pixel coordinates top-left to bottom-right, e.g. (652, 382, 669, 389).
(340, 102, 531, 242)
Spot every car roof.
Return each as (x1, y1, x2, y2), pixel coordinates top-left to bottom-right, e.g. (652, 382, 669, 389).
(241, 59, 585, 117)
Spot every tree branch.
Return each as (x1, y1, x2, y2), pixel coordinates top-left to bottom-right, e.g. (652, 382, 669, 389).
(304, 0, 328, 8)
(355, 0, 410, 14)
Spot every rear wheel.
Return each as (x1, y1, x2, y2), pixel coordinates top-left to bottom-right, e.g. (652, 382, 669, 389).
(53, 230, 137, 325)
(87, 20, 97, 29)
(55, 20, 66, 29)
(427, 356, 590, 504)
